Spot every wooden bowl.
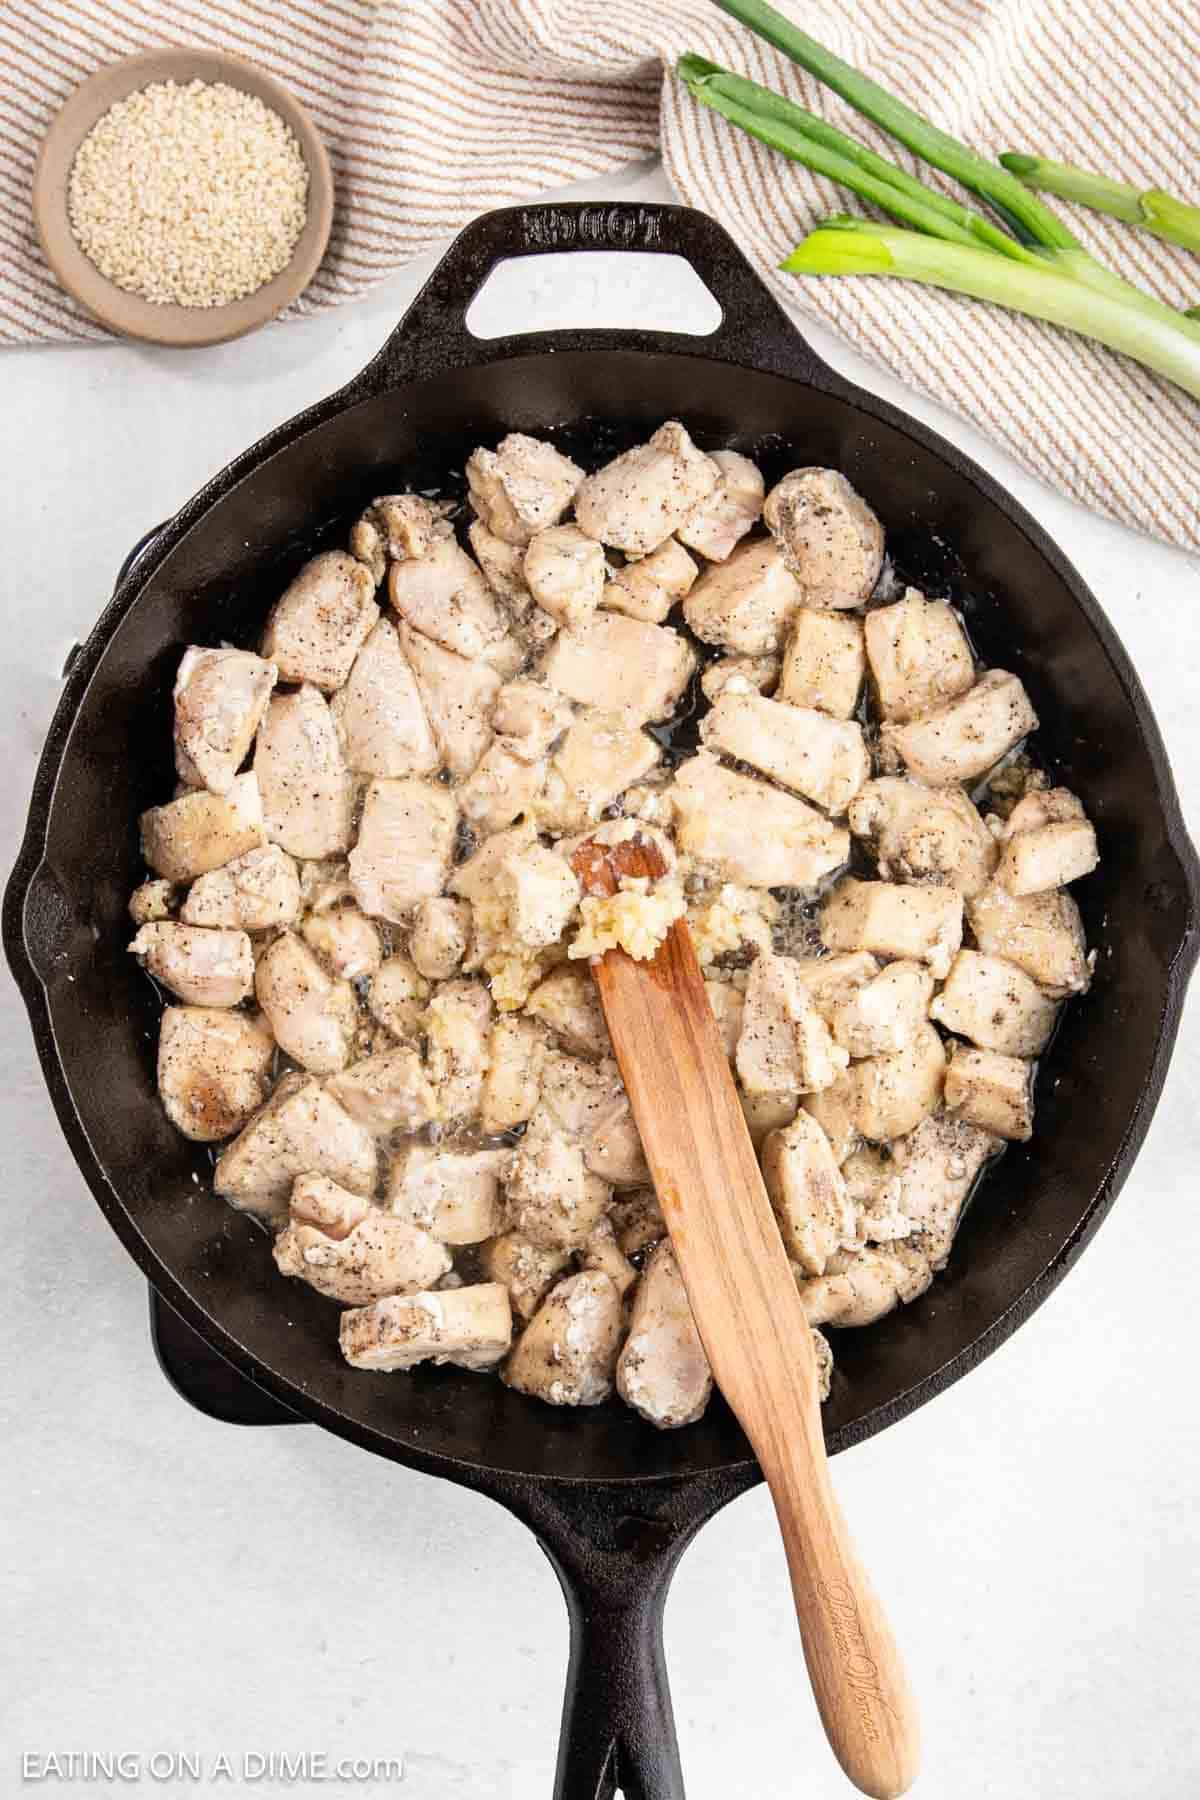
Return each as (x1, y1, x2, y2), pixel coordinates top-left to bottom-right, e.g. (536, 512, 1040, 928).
(32, 48, 334, 348)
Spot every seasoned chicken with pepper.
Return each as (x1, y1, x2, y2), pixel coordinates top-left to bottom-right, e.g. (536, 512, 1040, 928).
(131, 426, 1096, 1428)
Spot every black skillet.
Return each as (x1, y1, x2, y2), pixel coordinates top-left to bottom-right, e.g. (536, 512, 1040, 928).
(6, 203, 1199, 1800)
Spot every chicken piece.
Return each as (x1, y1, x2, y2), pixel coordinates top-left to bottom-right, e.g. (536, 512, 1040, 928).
(848, 777, 999, 897)
(701, 693, 870, 814)
(584, 1095, 650, 1188)
(260, 551, 378, 692)
(888, 1113, 999, 1256)
(581, 1216, 638, 1302)
(537, 1050, 628, 1142)
(736, 951, 850, 1097)
(505, 1109, 608, 1251)
(396, 621, 499, 779)
(349, 777, 458, 924)
(467, 433, 584, 546)
(603, 538, 698, 624)
(140, 772, 266, 883)
(883, 670, 1038, 787)
(367, 955, 430, 1040)
(671, 753, 850, 890)
(820, 877, 963, 980)
(864, 589, 975, 722)
(700, 654, 781, 702)
(386, 533, 505, 661)
(1000, 786, 1084, 836)
(326, 1044, 440, 1135)
(574, 422, 720, 555)
(798, 1242, 934, 1328)
(408, 897, 470, 982)
(181, 845, 299, 930)
(967, 882, 1090, 997)
(329, 618, 438, 779)
(491, 679, 573, 763)
(129, 878, 176, 926)
(254, 686, 355, 861)
(761, 1111, 858, 1276)
(930, 949, 1058, 1056)
(480, 1015, 547, 1135)
(130, 922, 253, 1007)
(503, 1269, 623, 1405)
(275, 1205, 451, 1306)
(421, 980, 492, 1126)
(173, 647, 276, 795)
(683, 539, 805, 656)
(704, 978, 745, 1060)
(214, 1073, 378, 1219)
(798, 1083, 858, 1165)
(492, 844, 581, 951)
(617, 1241, 712, 1428)
(995, 797, 1099, 896)
(944, 1044, 1033, 1140)
(255, 931, 357, 1074)
(777, 609, 865, 719)
(484, 630, 532, 683)
(341, 1284, 513, 1372)
(156, 1005, 274, 1142)
(480, 1232, 570, 1321)
(840, 1147, 911, 1244)
(609, 1187, 666, 1257)
(846, 1022, 947, 1141)
(349, 494, 444, 585)
(762, 468, 884, 608)
(524, 966, 610, 1057)
(538, 709, 661, 832)
(830, 960, 934, 1058)
(450, 819, 538, 903)
(289, 1171, 372, 1237)
(520, 524, 606, 630)
(300, 907, 383, 981)
(468, 519, 531, 609)
(620, 779, 676, 830)
(792, 952, 880, 1026)
(388, 1144, 510, 1245)
(457, 743, 546, 835)
(538, 614, 696, 724)
(677, 448, 764, 562)
(298, 858, 354, 914)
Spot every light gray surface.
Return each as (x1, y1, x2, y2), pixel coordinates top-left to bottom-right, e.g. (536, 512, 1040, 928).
(4, 162, 1199, 1800)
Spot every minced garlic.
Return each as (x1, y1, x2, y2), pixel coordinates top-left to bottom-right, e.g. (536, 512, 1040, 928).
(569, 878, 687, 963)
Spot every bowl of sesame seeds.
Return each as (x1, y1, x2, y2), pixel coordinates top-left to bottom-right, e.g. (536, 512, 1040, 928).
(33, 48, 334, 348)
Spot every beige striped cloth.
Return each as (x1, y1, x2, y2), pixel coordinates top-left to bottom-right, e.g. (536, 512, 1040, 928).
(2, 0, 1197, 550)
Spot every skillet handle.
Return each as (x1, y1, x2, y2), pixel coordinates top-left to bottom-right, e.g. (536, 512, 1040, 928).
(339, 201, 829, 400)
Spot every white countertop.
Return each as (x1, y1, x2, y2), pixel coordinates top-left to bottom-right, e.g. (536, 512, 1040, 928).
(5, 162, 1199, 1800)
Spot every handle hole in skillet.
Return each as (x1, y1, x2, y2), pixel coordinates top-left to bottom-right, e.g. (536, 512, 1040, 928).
(464, 251, 724, 339)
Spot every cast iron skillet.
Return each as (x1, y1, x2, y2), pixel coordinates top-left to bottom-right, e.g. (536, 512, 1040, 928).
(7, 203, 1199, 1799)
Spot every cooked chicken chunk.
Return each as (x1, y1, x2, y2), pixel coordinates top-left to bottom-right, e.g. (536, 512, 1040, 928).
(342, 1284, 513, 1372)
(538, 613, 696, 724)
(467, 433, 584, 546)
(798, 1082, 859, 1166)
(181, 845, 301, 930)
(255, 931, 357, 1074)
(967, 882, 1090, 997)
(820, 877, 963, 979)
(300, 907, 383, 980)
(388, 1144, 510, 1245)
(761, 1111, 858, 1276)
(792, 952, 880, 1026)
(798, 1242, 934, 1328)
(140, 772, 265, 883)
(702, 693, 869, 814)
(275, 1203, 451, 1306)
(290, 1170, 372, 1237)
(671, 752, 850, 890)
(677, 449, 764, 562)
(327, 1044, 440, 1135)
(944, 1044, 1033, 1140)
(349, 778, 458, 923)
(157, 1006, 274, 1142)
(255, 686, 355, 861)
(888, 1113, 999, 1256)
(421, 979, 489, 1122)
(763, 468, 884, 608)
(848, 777, 999, 897)
(930, 949, 1058, 1055)
(864, 590, 974, 722)
(367, 955, 430, 1040)
(298, 858, 355, 914)
(214, 1073, 378, 1219)
(505, 1108, 608, 1251)
(524, 966, 610, 1057)
(778, 609, 865, 718)
(603, 538, 698, 624)
(450, 819, 538, 903)
(489, 843, 581, 952)
(583, 1094, 650, 1188)
(684, 539, 805, 656)
(130, 922, 253, 1007)
(609, 1186, 667, 1257)
(830, 960, 934, 1058)
(129, 878, 176, 926)
(503, 1269, 623, 1405)
(260, 551, 378, 691)
(396, 621, 499, 779)
(468, 519, 531, 609)
(736, 951, 850, 1096)
(521, 524, 607, 630)
(995, 791, 1099, 895)
(704, 978, 745, 1060)
(812, 1021, 946, 1144)
(580, 1216, 638, 1301)
(539, 709, 660, 832)
(491, 679, 573, 763)
(329, 618, 438, 778)
(618, 1241, 712, 1428)
(386, 533, 504, 661)
(883, 670, 1038, 786)
(574, 421, 720, 555)
(409, 897, 470, 982)
(480, 1014, 547, 1134)
(700, 654, 781, 702)
(349, 493, 443, 585)
(173, 647, 276, 794)
(457, 742, 546, 835)
(480, 1232, 570, 1321)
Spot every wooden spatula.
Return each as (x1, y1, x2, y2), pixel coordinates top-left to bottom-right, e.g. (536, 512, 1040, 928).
(571, 831, 920, 1800)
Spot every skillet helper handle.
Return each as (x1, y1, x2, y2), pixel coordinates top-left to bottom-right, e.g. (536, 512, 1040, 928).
(340, 200, 829, 398)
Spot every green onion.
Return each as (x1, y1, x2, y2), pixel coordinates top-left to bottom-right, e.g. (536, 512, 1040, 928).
(999, 154, 1200, 254)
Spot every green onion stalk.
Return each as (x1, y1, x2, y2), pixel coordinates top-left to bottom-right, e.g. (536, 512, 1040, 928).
(1000, 154, 1200, 254)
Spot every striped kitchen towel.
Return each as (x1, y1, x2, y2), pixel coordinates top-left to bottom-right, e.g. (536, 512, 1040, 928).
(2, 0, 1197, 550)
